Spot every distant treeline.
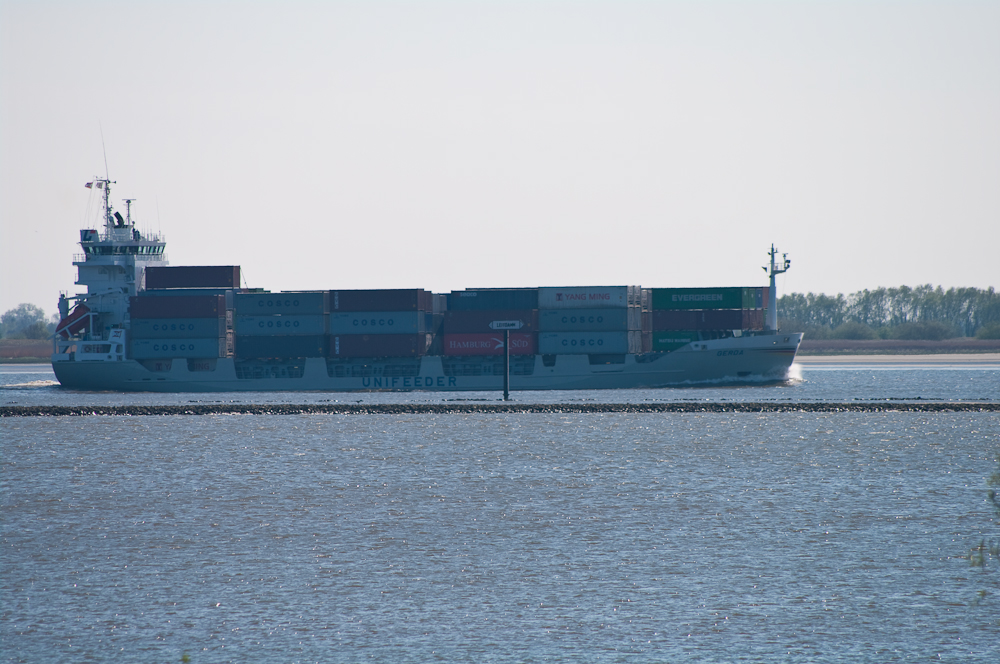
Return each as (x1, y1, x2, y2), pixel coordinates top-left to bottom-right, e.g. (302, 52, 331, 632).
(777, 286, 1000, 340)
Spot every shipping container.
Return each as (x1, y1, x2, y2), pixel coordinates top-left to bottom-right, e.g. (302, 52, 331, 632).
(702, 311, 736, 330)
(235, 315, 327, 336)
(432, 293, 448, 314)
(642, 311, 652, 333)
(739, 287, 766, 310)
(329, 311, 427, 335)
(329, 289, 431, 312)
(538, 331, 631, 354)
(538, 308, 628, 332)
(145, 266, 240, 289)
(653, 309, 767, 330)
(628, 306, 642, 330)
(442, 333, 537, 356)
(330, 334, 432, 358)
(447, 289, 538, 311)
(140, 288, 237, 309)
(650, 309, 697, 330)
(744, 308, 764, 331)
(444, 309, 539, 334)
(131, 337, 228, 359)
(131, 317, 228, 339)
(650, 287, 744, 310)
(641, 331, 652, 353)
(130, 295, 226, 319)
(235, 334, 329, 359)
(649, 331, 698, 352)
(538, 286, 633, 309)
(235, 291, 329, 315)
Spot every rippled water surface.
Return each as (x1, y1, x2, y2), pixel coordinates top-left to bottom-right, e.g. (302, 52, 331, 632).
(3, 407, 999, 662)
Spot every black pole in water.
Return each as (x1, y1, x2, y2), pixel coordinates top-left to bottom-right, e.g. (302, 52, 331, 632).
(503, 329, 510, 401)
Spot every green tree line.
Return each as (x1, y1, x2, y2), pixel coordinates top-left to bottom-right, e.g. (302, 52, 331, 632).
(778, 285, 1000, 340)
(0, 304, 58, 340)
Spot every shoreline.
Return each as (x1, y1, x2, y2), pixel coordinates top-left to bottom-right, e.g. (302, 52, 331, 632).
(795, 353, 1000, 365)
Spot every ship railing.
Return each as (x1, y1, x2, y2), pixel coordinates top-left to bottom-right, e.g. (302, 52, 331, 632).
(73, 252, 168, 263)
(99, 230, 166, 243)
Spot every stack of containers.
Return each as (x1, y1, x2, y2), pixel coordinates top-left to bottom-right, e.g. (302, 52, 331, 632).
(328, 289, 433, 357)
(443, 289, 539, 356)
(536, 286, 642, 355)
(648, 287, 766, 352)
(234, 291, 330, 358)
(130, 265, 240, 360)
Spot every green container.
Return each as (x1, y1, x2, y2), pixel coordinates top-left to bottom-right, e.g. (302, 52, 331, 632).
(649, 330, 698, 352)
(651, 288, 743, 310)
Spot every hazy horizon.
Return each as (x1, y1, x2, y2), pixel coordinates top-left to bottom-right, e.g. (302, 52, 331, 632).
(2, 1, 997, 317)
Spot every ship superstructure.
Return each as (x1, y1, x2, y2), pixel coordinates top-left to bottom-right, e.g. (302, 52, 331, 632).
(52, 177, 802, 391)
(53, 179, 165, 361)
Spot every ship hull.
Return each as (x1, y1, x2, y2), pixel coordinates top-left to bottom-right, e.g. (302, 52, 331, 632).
(52, 333, 802, 392)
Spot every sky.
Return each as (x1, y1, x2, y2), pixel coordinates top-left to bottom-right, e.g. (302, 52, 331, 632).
(2, 1, 998, 317)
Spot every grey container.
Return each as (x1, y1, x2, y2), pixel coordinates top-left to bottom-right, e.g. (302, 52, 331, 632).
(235, 291, 329, 315)
(131, 317, 228, 339)
(538, 331, 631, 354)
(131, 338, 228, 359)
(538, 308, 629, 332)
(329, 311, 427, 335)
(235, 315, 327, 336)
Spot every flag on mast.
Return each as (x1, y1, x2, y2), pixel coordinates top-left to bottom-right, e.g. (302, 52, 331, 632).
(85, 182, 93, 189)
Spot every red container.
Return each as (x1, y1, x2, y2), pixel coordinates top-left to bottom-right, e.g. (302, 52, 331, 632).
(130, 295, 226, 319)
(330, 334, 432, 357)
(699, 309, 744, 329)
(329, 289, 431, 312)
(443, 333, 537, 356)
(145, 266, 240, 289)
(443, 309, 538, 334)
(743, 308, 764, 330)
(651, 310, 698, 330)
(653, 309, 754, 330)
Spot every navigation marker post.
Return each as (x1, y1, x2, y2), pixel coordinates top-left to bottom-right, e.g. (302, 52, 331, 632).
(489, 320, 523, 401)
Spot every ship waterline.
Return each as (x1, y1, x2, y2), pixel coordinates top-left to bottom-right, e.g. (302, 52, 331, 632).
(53, 335, 800, 392)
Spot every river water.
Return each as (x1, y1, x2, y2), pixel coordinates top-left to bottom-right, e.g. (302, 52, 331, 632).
(2, 360, 999, 662)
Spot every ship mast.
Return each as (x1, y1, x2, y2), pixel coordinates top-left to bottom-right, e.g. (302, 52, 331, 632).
(764, 244, 790, 331)
(90, 177, 117, 236)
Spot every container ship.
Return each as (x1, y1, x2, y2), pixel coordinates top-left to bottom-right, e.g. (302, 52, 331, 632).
(51, 179, 802, 392)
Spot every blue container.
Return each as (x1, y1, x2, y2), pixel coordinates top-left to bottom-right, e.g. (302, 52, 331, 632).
(235, 292, 329, 315)
(329, 311, 426, 335)
(131, 338, 227, 359)
(131, 317, 227, 339)
(538, 308, 629, 332)
(235, 315, 327, 336)
(538, 331, 631, 354)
